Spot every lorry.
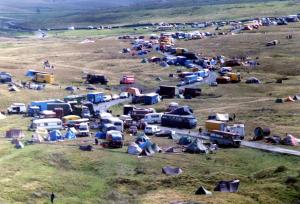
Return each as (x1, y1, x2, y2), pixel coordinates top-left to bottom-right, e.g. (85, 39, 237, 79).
(158, 85, 177, 98)
(87, 92, 105, 104)
(120, 75, 135, 84)
(209, 130, 243, 148)
(7, 103, 27, 114)
(86, 74, 109, 85)
(205, 120, 226, 132)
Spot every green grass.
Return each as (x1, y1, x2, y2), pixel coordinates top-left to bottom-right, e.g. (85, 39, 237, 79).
(0, 126, 299, 203)
(49, 28, 152, 38)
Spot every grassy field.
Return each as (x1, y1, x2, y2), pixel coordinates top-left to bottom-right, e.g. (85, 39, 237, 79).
(0, 19, 299, 203)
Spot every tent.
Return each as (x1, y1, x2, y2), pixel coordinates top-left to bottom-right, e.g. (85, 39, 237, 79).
(8, 85, 20, 92)
(285, 96, 295, 102)
(79, 145, 93, 151)
(65, 128, 77, 140)
(65, 86, 77, 92)
(160, 61, 169, 68)
(214, 180, 240, 192)
(246, 77, 261, 84)
(86, 84, 97, 90)
(0, 112, 6, 120)
(185, 139, 208, 154)
(141, 58, 149, 63)
(162, 166, 183, 176)
(178, 136, 193, 145)
(49, 130, 62, 141)
(282, 134, 298, 146)
(294, 94, 300, 101)
(6, 129, 24, 139)
(216, 113, 229, 121)
(127, 142, 142, 155)
(135, 135, 150, 144)
(165, 146, 182, 153)
(265, 136, 281, 144)
(15, 140, 24, 149)
(139, 140, 161, 156)
(195, 186, 212, 195)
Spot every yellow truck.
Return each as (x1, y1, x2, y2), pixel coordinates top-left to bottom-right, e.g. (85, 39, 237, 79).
(205, 120, 226, 132)
(34, 73, 54, 84)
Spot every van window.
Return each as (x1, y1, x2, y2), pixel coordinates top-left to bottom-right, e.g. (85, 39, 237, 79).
(44, 123, 48, 126)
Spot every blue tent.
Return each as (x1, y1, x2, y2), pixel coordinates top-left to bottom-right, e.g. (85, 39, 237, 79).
(64, 129, 76, 140)
(49, 130, 62, 141)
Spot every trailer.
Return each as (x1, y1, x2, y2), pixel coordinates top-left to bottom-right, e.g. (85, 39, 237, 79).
(209, 130, 243, 148)
(159, 85, 177, 98)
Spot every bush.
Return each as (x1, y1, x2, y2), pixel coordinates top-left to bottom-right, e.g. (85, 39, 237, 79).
(274, 165, 287, 173)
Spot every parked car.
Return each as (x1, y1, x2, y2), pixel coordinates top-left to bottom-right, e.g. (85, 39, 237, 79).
(112, 94, 120, 100)
(120, 92, 129, 98)
(104, 95, 112, 102)
(144, 125, 160, 135)
(155, 130, 175, 138)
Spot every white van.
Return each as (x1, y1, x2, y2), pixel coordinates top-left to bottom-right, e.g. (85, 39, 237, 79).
(102, 116, 124, 132)
(30, 118, 63, 131)
(144, 125, 160, 135)
(144, 113, 163, 124)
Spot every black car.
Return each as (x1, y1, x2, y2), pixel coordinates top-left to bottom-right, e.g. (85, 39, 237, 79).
(155, 130, 175, 138)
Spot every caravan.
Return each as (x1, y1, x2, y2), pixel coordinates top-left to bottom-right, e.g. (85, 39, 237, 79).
(30, 118, 63, 131)
(144, 113, 163, 124)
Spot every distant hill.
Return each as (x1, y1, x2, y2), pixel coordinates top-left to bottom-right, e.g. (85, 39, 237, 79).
(0, 0, 299, 30)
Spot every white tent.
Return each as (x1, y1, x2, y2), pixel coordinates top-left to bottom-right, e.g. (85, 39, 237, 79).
(216, 113, 229, 121)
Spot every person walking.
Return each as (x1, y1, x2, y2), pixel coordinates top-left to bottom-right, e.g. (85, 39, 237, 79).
(50, 192, 55, 203)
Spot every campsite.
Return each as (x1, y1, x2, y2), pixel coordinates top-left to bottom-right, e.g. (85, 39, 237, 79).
(0, 1, 300, 203)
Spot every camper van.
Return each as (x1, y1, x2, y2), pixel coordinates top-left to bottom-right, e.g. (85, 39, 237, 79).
(30, 118, 63, 131)
(144, 113, 163, 124)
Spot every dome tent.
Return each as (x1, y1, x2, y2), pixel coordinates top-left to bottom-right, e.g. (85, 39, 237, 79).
(49, 130, 63, 141)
